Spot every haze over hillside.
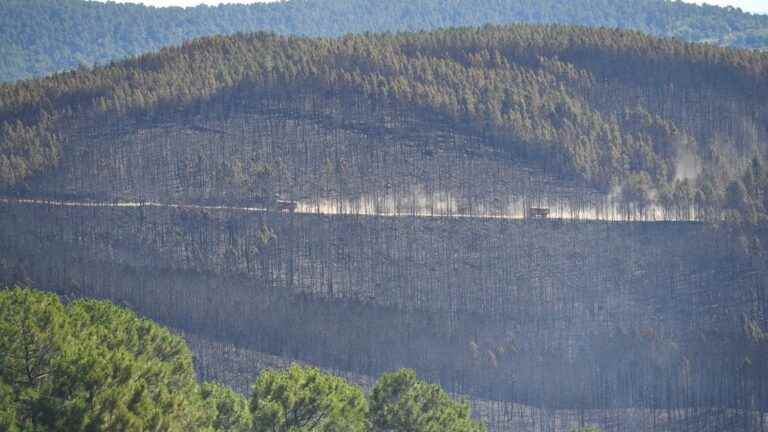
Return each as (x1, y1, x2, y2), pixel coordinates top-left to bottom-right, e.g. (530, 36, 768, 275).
(3, 0, 768, 82)
(2, 25, 766, 211)
(1, 24, 768, 431)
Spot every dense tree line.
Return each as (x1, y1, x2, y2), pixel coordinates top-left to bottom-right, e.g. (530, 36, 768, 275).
(0, 286, 487, 432)
(2, 0, 768, 83)
(1, 25, 767, 215)
(724, 156, 768, 225)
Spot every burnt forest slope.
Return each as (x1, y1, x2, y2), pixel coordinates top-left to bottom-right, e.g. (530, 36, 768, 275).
(2, 25, 767, 219)
(1, 26, 768, 431)
(0, 201, 766, 431)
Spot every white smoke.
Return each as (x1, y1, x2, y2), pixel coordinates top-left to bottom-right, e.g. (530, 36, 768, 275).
(675, 146, 702, 182)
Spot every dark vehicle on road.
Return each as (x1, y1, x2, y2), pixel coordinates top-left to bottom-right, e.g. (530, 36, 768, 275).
(275, 200, 297, 212)
(251, 194, 297, 212)
(526, 207, 550, 219)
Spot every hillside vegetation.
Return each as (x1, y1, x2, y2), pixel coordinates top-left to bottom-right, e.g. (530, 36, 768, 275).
(2, 23, 768, 432)
(2, 0, 768, 82)
(1, 25, 767, 220)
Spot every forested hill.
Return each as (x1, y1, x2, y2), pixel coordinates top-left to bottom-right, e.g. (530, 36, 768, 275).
(2, 0, 768, 83)
(2, 24, 767, 213)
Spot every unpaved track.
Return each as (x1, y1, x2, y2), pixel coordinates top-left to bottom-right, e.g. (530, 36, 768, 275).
(0, 197, 696, 223)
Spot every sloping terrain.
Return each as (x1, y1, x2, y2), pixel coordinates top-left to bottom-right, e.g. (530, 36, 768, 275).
(1, 26, 768, 431)
(28, 97, 605, 217)
(186, 333, 767, 432)
(2, 26, 767, 217)
(1, 202, 766, 431)
(2, 0, 768, 82)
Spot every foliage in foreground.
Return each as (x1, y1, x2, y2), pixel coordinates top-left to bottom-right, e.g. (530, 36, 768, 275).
(0, 285, 251, 431)
(251, 364, 368, 432)
(370, 369, 485, 432)
(0, 286, 487, 431)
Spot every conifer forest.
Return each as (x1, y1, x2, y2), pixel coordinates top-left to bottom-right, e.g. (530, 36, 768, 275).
(1, 2, 768, 431)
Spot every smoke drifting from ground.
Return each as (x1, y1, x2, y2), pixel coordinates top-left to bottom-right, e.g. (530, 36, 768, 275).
(675, 146, 702, 182)
(295, 185, 696, 222)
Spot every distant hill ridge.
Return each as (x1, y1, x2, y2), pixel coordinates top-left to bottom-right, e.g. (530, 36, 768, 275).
(2, 0, 768, 82)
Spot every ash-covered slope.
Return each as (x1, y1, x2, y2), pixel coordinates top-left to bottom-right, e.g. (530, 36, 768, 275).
(2, 25, 768, 431)
(1, 202, 766, 431)
(2, 26, 767, 219)
(185, 333, 763, 432)
(32, 96, 607, 218)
